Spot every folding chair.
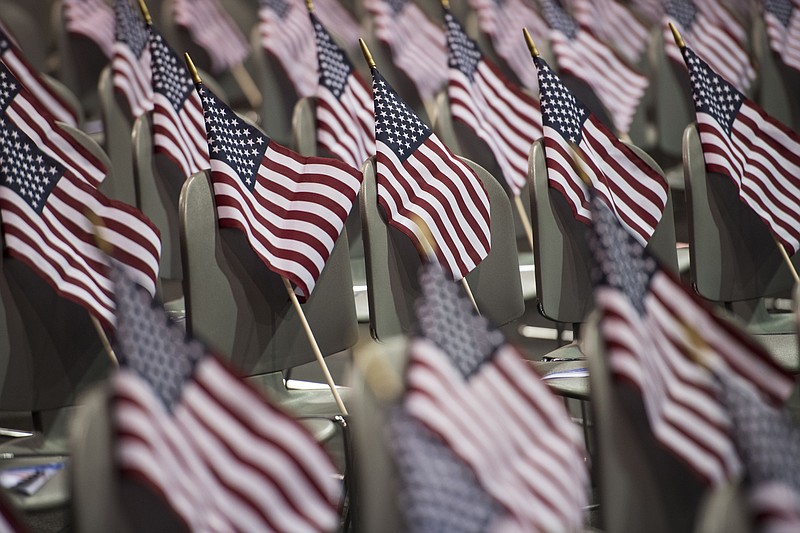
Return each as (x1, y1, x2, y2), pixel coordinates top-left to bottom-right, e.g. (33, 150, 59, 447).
(682, 123, 799, 371)
(178, 169, 359, 414)
(582, 310, 710, 533)
(360, 156, 524, 341)
(751, 15, 800, 132)
(0, 122, 115, 512)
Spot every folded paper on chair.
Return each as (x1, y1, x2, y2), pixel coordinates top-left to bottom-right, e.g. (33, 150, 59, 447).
(0, 462, 64, 496)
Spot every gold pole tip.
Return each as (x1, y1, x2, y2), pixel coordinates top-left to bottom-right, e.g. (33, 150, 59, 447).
(137, 0, 152, 25)
(669, 22, 685, 49)
(523, 28, 539, 58)
(305, 0, 314, 12)
(359, 38, 376, 69)
(441, 0, 450, 9)
(184, 53, 202, 84)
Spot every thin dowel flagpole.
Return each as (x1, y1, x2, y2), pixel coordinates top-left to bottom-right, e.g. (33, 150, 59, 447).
(230, 64, 263, 110)
(88, 212, 120, 366)
(667, 23, 800, 286)
(185, 52, 346, 415)
(91, 315, 119, 367)
(282, 277, 348, 415)
(514, 195, 534, 254)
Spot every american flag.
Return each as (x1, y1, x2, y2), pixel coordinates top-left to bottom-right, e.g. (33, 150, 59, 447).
(363, 0, 447, 103)
(764, 0, 800, 73)
(0, 491, 26, 533)
(149, 28, 209, 178)
(313, 0, 362, 49)
(717, 371, 800, 531)
(258, 0, 318, 99)
(539, 0, 649, 135)
(681, 45, 800, 255)
(571, 0, 650, 64)
(0, 59, 106, 188)
(112, 0, 153, 118)
(311, 14, 374, 172)
(467, 0, 547, 91)
(0, 27, 80, 127)
(534, 56, 668, 245)
(173, 0, 251, 75)
(445, 10, 542, 197)
(196, 82, 361, 301)
(588, 193, 795, 486)
(629, 0, 664, 25)
(109, 262, 342, 532)
(395, 262, 589, 531)
(664, 0, 755, 93)
(371, 66, 491, 280)
(63, 0, 115, 58)
(0, 64, 161, 329)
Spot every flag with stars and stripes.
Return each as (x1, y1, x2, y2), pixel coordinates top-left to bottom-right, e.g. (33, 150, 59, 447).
(717, 371, 800, 531)
(195, 82, 361, 301)
(467, 0, 547, 91)
(0, 63, 161, 329)
(393, 262, 589, 531)
(363, 0, 447, 103)
(588, 192, 795, 486)
(629, 0, 664, 25)
(370, 66, 491, 280)
(680, 45, 800, 255)
(63, 0, 115, 58)
(0, 27, 80, 127)
(313, 0, 362, 49)
(765, 0, 800, 73)
(664, 0, 755, 93)
(539, 0, 648, 135)
(0, 63, 106, 188)
(258, 0, 318, 99)
(173, 0, 251, 74)
(445, 9, 542, 197)
(571, 0, 650, 64)
(311, 13, 374, 172)
(112, 0, 153, 118)
(109, 262, 342, 532)
(534, 56, 668, 245)
(149, 28, 209, 178)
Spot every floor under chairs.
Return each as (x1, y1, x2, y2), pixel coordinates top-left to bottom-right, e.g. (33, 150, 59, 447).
(682, 123, 799, 373)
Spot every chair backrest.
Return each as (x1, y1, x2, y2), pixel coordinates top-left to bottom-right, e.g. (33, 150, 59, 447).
(131, 113, 185, 283)
(360, 157, 524, 340)
(751, 15, 800, 133)
(529, 138, 679, 324)
(682, 123, 800, 303)
(583, 310, 707, 533)
(97, 65, 138, 206)
(292, 96, 317, 157)
(178, 170, 359, 376)
(0, 123, 112, 417)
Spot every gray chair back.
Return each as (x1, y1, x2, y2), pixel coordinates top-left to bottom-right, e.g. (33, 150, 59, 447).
(178, 170, 359, 377)
(683, 123, 800, 303)
(292, 96, 317, 157)
(360, 157, 524, 340)
(529, 139, 678, 324)
(752, 15, 800, 132)
(98, 66, 138, 206)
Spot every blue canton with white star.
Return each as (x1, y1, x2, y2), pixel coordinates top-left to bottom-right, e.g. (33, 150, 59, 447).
(110, 262, 206, 413)
(664, 0, 698, 31)
(373, 70, 431, 162)
(150, 30, 193, 112)
(445, 11, 482, 83)
(540, 0, 578, 40)
(198, 85, 267, 192)
(0, 63, 20, 114)
(682, 47, 743, 136)
(0, 122, 63, 214)
(415, 263, 505, 378)
(766, 0, 794, 28)
(384, 0, 409, 15)
(114, 0, 148, 57)
(389, 408, 502, 532)
(312, 14, 353, 100)
(535, 57, 589, 145)
(588, 194, 656, 316)
(260, 0, 290, 18)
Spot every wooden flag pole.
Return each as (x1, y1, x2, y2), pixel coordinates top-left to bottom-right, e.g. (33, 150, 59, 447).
(775, 238, 800, 285)
(91, 315, 120, 367)
(513, 194, 534, 254)
(87, 211, 120, 366)
(282, 277, 348, 415)
(230, 63, 263, 109)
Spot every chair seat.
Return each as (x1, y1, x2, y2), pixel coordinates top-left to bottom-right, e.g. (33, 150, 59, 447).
(0, 455, 69, 512)
(532, 357, 590, 401)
